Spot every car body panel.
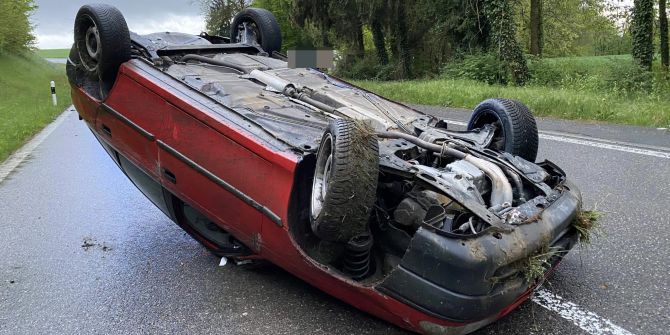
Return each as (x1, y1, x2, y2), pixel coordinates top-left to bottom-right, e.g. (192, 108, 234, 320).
(68, 32, 581, 334)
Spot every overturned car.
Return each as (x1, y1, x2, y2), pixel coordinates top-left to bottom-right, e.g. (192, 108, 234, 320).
(67, 4, 582, 334)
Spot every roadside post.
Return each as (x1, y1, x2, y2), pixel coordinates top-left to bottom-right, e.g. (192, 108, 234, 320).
(50, 81, 57, 106)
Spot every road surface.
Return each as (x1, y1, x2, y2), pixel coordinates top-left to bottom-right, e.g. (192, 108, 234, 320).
(1, 106, 668, 334)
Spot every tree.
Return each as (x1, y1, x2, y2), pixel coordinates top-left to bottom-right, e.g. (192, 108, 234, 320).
(631, 0, 654, 70)
(660, 0, 669, 70)
(363, 0, 388, 65)
(0, 0, 36, 54)
(202, 0, 251, 36)
(388, 0, 411, 77)
(484, 0, 529, 84)
(530, 0, 543, 56)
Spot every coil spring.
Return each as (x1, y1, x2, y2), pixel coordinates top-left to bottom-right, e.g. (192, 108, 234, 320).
(344, 234, 373, 280)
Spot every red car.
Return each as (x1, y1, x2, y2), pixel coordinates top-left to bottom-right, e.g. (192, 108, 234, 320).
(67, 4, 582, 334)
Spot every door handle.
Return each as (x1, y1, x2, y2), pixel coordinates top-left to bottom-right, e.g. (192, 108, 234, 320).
(162, 169, 177, 184)
(101, 124, 112, 137)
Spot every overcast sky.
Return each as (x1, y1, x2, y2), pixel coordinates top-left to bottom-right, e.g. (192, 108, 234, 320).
(32, 0, 206, 49)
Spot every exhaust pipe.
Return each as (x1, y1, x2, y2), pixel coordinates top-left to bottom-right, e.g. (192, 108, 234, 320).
(377, 131, 513, 208)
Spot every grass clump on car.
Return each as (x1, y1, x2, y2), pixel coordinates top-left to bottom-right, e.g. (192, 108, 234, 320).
(572, 208, 603, 246)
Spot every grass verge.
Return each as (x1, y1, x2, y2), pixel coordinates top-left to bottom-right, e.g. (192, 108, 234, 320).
(35, 48, 70, 58)
(0, 53, 71, 162)
(354, 78, 670, 128)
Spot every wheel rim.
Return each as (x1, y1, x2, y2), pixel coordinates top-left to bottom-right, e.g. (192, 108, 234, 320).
(76, 15, 100, 73)
(235, 20, 261, 46)
(311, 133, 333, 219)
(85, 25, 101, 60)
(473, 110, 506, 152)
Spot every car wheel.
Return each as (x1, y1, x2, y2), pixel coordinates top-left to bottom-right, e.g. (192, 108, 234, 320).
(467, 98, 539, 162)
(74, 4, 131, 86)
(310, 120, 379, 243)
(230, 8, 282, 54)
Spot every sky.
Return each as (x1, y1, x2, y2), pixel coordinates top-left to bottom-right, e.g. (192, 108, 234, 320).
(32, 0, 206, 49)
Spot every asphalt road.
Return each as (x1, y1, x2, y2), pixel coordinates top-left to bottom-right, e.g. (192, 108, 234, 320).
(1, 107, 669, 335)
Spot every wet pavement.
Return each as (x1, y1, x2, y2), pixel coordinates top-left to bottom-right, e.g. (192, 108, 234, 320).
(1, 108, 669, 334)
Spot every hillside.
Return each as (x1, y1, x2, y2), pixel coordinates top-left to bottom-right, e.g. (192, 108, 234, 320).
(0, 53, 71, 162)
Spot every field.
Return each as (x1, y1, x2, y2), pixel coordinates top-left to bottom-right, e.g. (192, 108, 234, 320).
(0, 53, 71, 161)
(35, 48, 70, 58)
(356, 55, 670, 128)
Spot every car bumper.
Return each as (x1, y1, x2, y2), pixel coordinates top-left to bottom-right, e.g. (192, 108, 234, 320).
(377, 180, 581, 323)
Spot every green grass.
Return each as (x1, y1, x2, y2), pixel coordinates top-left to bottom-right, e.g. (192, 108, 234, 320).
(355, 78, 670, 128)
(0, 53, 71, 162)
(35, 48, 69, 58)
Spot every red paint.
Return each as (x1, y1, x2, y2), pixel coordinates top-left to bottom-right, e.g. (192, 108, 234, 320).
(71, 61, 535, 334)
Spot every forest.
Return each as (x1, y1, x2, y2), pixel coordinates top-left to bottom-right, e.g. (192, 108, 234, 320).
(203, 1, 667, 79)
(202, 0, 670, 127)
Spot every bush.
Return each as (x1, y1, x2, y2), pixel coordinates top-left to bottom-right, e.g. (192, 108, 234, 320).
(602, 61, 653, 96)
(334, 53, 397, 81)
(442, 53, 508, 85)
(0, 0, 36, 54)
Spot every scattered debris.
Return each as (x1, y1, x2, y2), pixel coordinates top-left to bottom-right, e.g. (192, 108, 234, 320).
(9, 280, 15, 284)
(219, 257, 228, 267)
(81, 237, 113, 252)
(81, 237, 96, 250)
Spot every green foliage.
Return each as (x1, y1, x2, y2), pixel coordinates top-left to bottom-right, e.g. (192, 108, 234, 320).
(0, 53, 71, 161)
(631, 0, 654, 70)
(659, 0, 669, 69)
(442, 53, 507, 85)
(252, 0, 315, 50)
(202, 0, 251, 36)
(526, 55, 669, 98)
(518, 0, 626, 57)
(333, 53, 396, 80)
(0, 0, 36, 54)
(483, 0, 529, 85)
(602, 60, 653, 95)
(354, 63, 670, 128)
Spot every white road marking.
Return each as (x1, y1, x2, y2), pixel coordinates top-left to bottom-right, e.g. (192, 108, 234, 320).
(539, 133, 670, 159)
(532, 289, 636, 335)
(0, 108, 73, 184)
(445, 119, 670, 159)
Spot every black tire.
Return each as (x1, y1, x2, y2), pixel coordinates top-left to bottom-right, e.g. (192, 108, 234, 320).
(230, 8, 282, 54)
(467, 98, 539, 162)
(310, 120, 379, 243)
(74, 4, 131, 83)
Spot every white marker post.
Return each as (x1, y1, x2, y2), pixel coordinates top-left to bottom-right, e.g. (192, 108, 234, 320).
(50, 81, 57, 106)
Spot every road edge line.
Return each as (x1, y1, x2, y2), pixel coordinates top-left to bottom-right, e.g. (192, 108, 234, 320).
(0, 107, 74, 184)
(443, 119, 670, 159)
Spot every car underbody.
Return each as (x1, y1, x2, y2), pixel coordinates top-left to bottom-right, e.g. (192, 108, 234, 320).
(67, 5, 583, 334)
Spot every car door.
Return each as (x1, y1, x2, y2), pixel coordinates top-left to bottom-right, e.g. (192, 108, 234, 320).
(95, 72, 170, 215)
(157, 106, 272, 248)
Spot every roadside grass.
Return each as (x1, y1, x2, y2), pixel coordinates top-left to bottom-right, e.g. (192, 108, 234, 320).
(356, 54, 670, 128)
(354, 78, 670, 128)
(35, 48, 70, 58)
(0, 53, 71, 162)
